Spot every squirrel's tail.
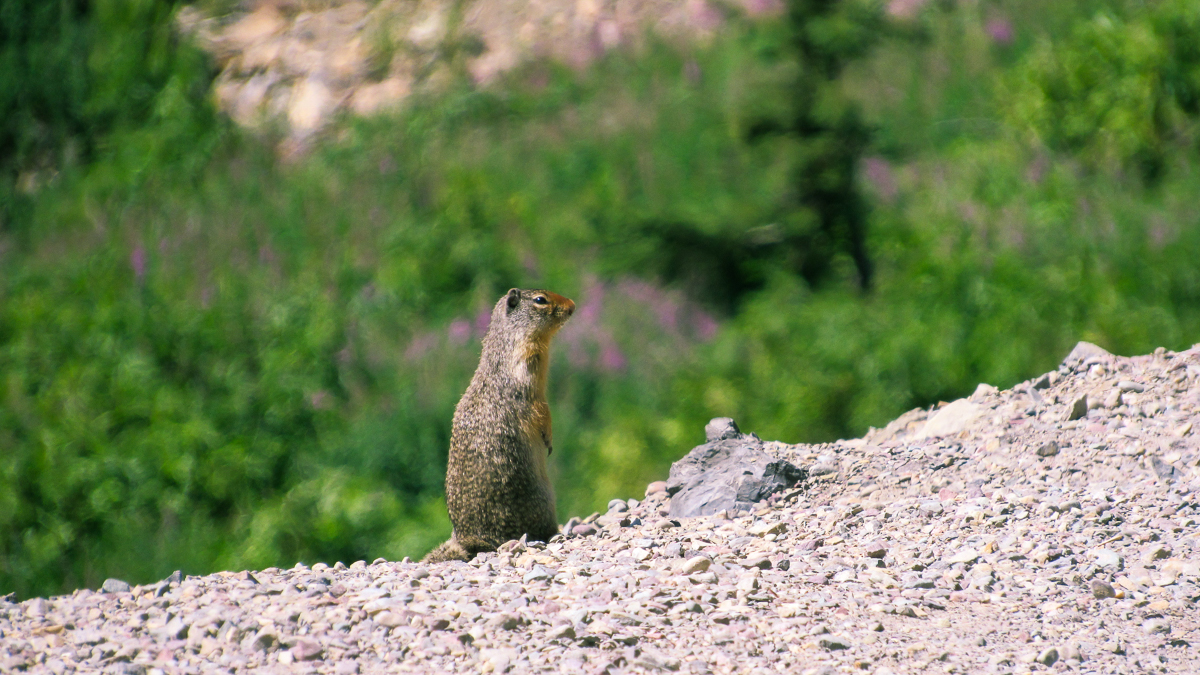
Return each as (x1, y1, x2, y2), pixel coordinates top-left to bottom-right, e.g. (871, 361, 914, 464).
(422, 538, 471, 563)
(422, 534, 498, 563)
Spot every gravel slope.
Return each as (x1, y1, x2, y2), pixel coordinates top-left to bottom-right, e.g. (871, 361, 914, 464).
(3, 342, 1198, 675)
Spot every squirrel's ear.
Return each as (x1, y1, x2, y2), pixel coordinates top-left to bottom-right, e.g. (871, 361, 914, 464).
(506, 288, 521, 310)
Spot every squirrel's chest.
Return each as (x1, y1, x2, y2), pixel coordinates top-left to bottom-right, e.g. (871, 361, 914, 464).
(516, 400, 551, 475)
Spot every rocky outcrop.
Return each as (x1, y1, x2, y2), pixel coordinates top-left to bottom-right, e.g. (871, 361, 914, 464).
(3, 341, 1199, 674)
(666, 418, 805, 518)
(177, 0, 783, 145)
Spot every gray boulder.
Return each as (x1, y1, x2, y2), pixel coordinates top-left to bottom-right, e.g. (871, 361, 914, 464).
(667, 419, 805, 518)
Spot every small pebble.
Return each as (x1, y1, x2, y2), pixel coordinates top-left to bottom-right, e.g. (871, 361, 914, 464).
(680, 557, 712, 575)
(1091, 581, 1116, 599)
(101, 578, 131, 594)
(645, 481, 668, 496)
(571, 523, 598, 537)
(1035, 441, 1059, 457)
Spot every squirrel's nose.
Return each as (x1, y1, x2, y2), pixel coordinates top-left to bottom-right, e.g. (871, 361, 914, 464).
(564, 299, 575, 316)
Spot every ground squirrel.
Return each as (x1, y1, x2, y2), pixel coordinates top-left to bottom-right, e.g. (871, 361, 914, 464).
(423, 288, 575, 563)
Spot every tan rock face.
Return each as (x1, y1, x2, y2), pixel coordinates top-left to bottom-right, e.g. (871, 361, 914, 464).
(226, 6, 287, 47)
(288, 77, 336, 132)
(178, 0, 779, 142)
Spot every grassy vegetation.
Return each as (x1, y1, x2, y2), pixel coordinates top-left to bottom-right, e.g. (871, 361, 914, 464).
(3, 0, 1199, 599)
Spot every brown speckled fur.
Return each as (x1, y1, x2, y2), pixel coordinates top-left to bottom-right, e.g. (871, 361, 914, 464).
(423, 289, 574, 563)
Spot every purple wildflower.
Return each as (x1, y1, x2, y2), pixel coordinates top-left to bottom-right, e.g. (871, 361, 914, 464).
(449, 319, 471, 345)
(131, 244, 146, 284)
(986, 18, 1014, 45)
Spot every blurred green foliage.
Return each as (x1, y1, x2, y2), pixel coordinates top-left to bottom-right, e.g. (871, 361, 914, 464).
(1003, 0, 1200, 180)
(3, 0, 1200, 599)
(0, 0, 219, 232)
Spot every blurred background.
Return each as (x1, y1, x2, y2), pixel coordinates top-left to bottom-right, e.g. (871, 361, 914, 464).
(3, 0, 1199, 600)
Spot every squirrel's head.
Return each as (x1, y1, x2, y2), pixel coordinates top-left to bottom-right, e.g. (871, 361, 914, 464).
(493, 288, 575, 341)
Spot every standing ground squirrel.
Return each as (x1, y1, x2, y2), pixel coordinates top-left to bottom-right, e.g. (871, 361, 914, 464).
(423, 288, 575, 563)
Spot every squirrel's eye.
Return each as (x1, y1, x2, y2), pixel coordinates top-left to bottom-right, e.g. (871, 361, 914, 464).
(533, 296, 548, 305)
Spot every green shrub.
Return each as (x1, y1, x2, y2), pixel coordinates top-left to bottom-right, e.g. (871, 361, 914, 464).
(0, 0, 219, 232)
(1004, 0, 1200, 181)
